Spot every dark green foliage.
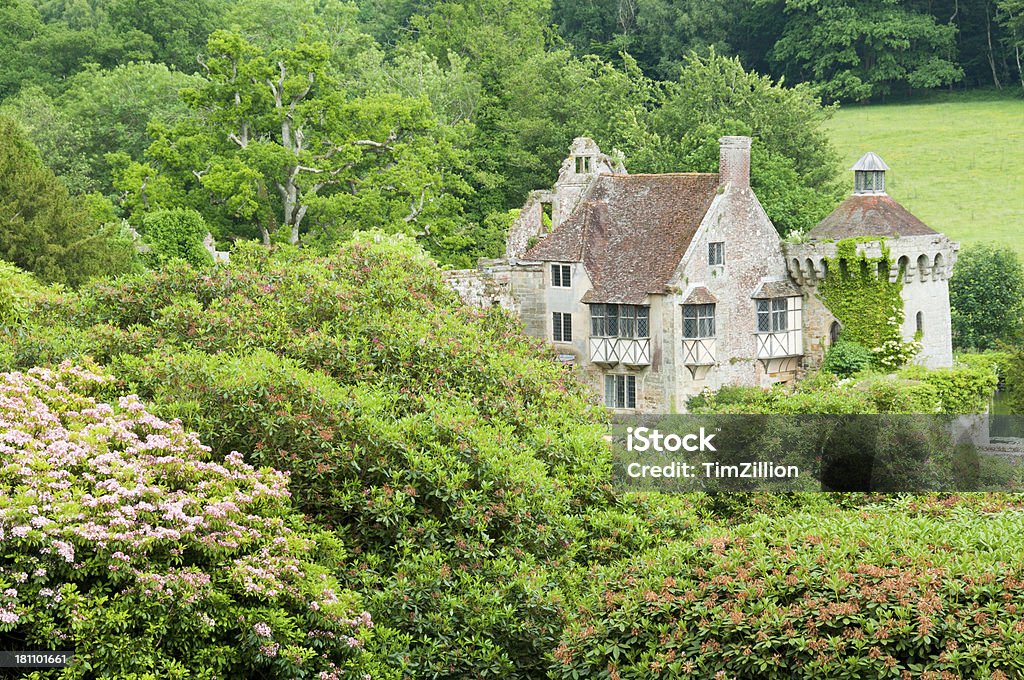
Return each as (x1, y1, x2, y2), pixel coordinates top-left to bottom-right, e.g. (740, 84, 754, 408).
(553, 502, 1024, 677)
(2, 233, 614, 678)
(635, 51, 843, 236)
(822, 340, 873, 377)
(950, 244, 1024, 351)
(552, 0, 743, 79)
(760, 0, 963, 101)
(0, 117, 137, 286)
(140, 208, 213, 267)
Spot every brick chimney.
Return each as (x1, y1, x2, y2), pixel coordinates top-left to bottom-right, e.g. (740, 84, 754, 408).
(718, 136, 751, 190)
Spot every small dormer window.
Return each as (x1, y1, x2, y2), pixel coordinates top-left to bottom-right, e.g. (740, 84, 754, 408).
(575, 156, 592, 174)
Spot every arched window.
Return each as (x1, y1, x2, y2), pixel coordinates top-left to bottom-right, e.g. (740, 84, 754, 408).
(829, 321, 842, 345)
(917, 254, 930, 282)
(916, 311, 923, 336)
(933, 253, 945, 280)
(898, 255, 910, 283)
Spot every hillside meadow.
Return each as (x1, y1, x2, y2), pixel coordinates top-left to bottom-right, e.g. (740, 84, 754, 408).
(826, 92, 1024, 256)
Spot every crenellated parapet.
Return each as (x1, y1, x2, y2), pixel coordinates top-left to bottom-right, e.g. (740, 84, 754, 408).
(784, 235, 959, 288)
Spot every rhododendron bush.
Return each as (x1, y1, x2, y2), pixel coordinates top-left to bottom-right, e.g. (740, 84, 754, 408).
(3, 237, 1024, 678)
(0, 363, 386, 679)
(555, 500, 1024, 679)
(0, 237, 616, 677)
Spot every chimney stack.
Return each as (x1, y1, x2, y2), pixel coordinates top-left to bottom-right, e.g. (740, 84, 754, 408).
(718, 136, 751, 190)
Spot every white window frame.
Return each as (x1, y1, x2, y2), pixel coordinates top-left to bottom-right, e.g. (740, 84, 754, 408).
(604, 374, 636, 409)
(551, 263, 571, 288)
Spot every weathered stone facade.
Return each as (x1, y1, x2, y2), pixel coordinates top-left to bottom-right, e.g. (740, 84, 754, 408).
(445, 138, 957, 412)
(785, 153, 958, 369)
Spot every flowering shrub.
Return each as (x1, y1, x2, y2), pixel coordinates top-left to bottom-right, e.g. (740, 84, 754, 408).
(554, 501, 1024, 679)
(0, 363, 388, 679)
(0, 235, 613, 677)
(869, 313, 922, 371)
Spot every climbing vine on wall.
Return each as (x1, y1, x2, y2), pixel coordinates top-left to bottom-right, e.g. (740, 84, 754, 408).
(818, 238, 920, 371)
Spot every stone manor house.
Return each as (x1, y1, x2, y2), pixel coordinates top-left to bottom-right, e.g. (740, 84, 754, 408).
(444, 136, 958, 412)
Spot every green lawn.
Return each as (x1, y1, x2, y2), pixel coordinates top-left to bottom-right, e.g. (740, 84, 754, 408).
(825, 92, 1024, 256)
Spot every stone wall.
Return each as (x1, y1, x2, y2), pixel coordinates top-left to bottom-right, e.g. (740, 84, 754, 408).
(441, 259, 520, 312)
(786, 235, 958, 369)
(665, 175, 799, 408)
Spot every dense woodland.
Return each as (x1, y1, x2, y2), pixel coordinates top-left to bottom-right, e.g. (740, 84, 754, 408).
(1, 0, 1022, 281)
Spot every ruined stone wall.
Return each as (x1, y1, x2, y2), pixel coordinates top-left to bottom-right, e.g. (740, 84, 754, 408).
(505, 191, 555, 260)
(441, 259, 520, 312)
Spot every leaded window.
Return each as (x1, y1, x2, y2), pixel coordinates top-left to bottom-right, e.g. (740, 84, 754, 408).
(590, 304, 649, 338)
(604, 374, 636, 409)
(709, 241, 725, 266)
(553, 312, 572, 342)
(756, 298, 788, 333)
(551, 264, 571, 288)
(683, 304, 715, 338)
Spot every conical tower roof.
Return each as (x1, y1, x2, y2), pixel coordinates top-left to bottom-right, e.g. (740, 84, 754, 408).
(851, 152, 890, 172)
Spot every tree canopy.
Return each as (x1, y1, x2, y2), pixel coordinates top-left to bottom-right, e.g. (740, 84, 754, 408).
(0, 117, 136, 286)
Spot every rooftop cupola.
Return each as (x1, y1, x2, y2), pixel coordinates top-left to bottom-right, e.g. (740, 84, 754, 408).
(852, 152, 889, 195)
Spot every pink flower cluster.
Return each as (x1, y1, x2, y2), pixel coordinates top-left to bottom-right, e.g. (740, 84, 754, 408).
(0, 363, 374, 648)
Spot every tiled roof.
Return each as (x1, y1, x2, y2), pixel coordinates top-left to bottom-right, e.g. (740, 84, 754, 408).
(683, 286, 718, 305)
(524, 173, 720, 304)
(751, 279, 802, 299)
(808, 194, 937, 241)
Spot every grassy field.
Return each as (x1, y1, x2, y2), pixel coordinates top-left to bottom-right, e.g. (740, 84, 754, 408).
(825, 92, 1024, 255)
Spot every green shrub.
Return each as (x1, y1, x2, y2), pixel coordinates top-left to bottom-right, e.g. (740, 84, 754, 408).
(855, 373, 941, 413)
(822, 340, 873, 377)
(897, 364, 998, 414)
(950, 244, 1024, 350)
(0, 363, 389, 679)
(554, 503, 1024, 678)
(3, 233, 614, 678)
(139, 208, 214, 268)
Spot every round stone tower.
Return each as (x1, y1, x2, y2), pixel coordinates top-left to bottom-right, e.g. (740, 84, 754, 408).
(785, 152, 959, 368)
